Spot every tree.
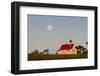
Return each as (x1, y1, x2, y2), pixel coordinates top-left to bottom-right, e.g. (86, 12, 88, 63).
(42, 49, 49, 54)
(69, 40, 72, 43)
(83, 48, 88, 53)
(34, 49, 39, 54)
(86, 42, 88, 45)
(76, 45, 84, 54)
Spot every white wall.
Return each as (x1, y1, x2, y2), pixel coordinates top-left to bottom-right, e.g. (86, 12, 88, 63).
(0, 0, 99, 76)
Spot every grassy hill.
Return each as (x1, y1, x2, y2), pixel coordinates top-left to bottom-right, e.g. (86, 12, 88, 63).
(28, 53, 87, 61)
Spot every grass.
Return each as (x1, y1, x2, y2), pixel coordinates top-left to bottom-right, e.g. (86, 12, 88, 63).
(28, 53, 88, 61)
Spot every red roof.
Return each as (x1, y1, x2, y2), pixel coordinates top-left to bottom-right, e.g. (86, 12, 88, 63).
(59, 44, 74, 51)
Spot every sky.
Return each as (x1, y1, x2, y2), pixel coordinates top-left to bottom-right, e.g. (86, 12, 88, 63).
(27, 15, 88, 54)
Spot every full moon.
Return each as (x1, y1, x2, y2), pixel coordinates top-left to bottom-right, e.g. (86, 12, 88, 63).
(47, 25, 53, 32)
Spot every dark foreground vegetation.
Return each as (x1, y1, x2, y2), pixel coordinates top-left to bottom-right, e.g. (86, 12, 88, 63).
(28, 53, 88, 61)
